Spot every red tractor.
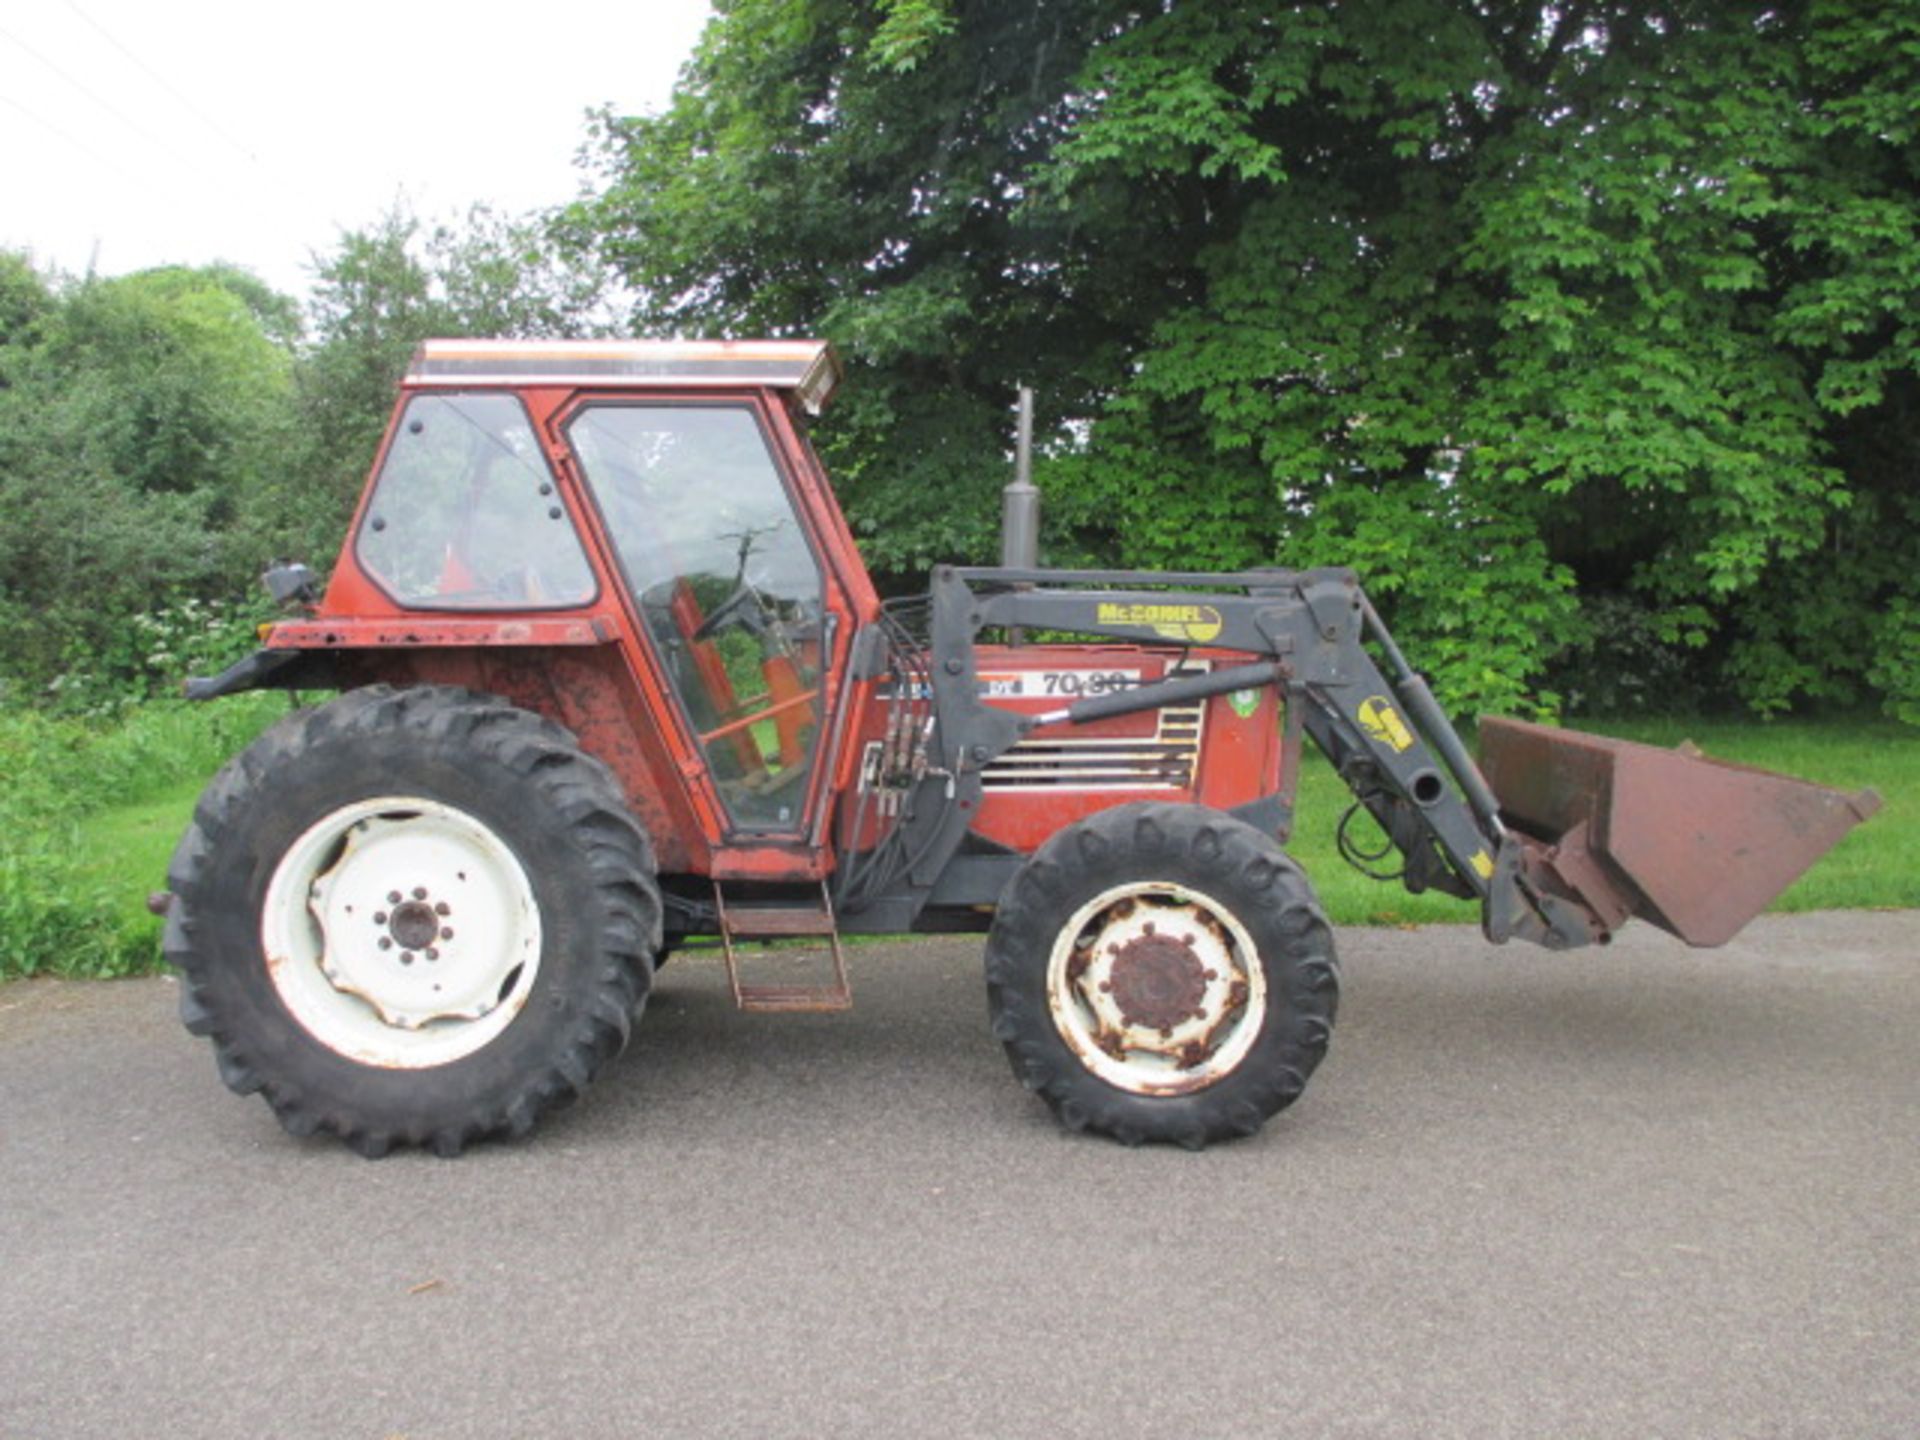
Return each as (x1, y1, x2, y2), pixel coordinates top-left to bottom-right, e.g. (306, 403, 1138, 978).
(166, 340, 1878, 1155)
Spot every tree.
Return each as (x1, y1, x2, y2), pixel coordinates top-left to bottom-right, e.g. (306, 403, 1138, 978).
(0, 252, 54, 362)
(0, 258, 298, 692)
(574, 0, 1920, 720)
(294, 206, 620, 548)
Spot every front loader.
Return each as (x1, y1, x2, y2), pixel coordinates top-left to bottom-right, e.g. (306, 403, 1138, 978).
(165, 340, 1880, 1154)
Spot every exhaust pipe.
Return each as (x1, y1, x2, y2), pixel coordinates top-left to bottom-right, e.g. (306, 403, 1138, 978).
(1001, 384, 1038, 569)
(1480, 717, 1881, 947)
(1001, 385, 1038, 645)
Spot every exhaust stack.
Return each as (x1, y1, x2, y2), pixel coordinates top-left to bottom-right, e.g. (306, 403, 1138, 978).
(1001, 385, 1038, 569)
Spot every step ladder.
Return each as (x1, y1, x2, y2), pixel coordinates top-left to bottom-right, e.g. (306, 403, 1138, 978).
(711, 880, 852, 1013)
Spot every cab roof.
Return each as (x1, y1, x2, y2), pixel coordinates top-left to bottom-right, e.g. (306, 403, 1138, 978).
(403, 339, 841, 414)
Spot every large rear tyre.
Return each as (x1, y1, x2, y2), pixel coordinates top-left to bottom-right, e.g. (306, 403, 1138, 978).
(165, 685, 661, 1156)
(985, 803, 1338, 1148)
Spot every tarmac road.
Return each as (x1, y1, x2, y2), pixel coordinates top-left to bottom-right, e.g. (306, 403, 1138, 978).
(1, 912, 1915, 1440)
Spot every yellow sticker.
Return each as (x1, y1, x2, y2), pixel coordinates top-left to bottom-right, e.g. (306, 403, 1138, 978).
(1095, 601, 1224, 643)
(1357, 695, 1415, 752)
(1470, 849, 1495, 880)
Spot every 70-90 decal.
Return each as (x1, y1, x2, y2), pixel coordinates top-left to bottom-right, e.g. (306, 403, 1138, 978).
(879, 666, 1212, 702)
(978, 669, 1142, 699)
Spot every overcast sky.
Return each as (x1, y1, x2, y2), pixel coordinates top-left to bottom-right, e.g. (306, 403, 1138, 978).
(1, 1, 712, 298)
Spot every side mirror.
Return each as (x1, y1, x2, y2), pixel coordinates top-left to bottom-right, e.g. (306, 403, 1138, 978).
(262, 562, 320, 610)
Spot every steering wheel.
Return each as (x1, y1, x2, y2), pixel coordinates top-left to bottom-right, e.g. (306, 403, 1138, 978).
(690, 583, 766, 641)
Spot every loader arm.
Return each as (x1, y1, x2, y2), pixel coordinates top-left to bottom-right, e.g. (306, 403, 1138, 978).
(900, 565, 1872, 953)
(903, 565, 1598, 950)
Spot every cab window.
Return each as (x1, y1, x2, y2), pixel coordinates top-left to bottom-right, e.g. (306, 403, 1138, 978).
(568, 403, 826, 832)
(356, 393, 595, 609)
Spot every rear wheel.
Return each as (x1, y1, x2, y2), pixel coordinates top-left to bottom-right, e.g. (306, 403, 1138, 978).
(985, 803, 1337, 1147)
(166, 685, 661, 1156)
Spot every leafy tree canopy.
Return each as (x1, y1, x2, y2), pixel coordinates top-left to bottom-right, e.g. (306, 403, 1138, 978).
(0, 261, 298, 688)
(575, 0, 1919, 720)
(0, 208, 613, 704)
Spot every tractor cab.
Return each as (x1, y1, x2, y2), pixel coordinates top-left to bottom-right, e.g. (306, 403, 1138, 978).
(265, 340, 881, 874)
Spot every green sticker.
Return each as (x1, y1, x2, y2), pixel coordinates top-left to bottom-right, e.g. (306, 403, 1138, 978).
(1228, 688, 1261, 718)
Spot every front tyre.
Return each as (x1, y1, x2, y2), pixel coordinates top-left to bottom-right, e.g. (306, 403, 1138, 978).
(165, 685, 662, 1156)
(985, 803, 1338, 1148)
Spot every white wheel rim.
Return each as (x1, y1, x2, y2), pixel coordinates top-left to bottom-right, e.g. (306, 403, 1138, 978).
(260, 796, 542, 1069)
(1045, 880, 1268, 1096)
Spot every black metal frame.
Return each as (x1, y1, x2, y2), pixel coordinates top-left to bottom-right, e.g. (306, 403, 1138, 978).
(832, 563, 1597, 950)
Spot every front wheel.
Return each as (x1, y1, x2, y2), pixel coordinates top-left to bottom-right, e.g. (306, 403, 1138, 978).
(165, 685, 661, 1156)
(985, 803, 1338, 1147)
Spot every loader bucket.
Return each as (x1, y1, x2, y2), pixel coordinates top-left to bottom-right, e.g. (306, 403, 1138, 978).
(1478, 716, 1881, 947)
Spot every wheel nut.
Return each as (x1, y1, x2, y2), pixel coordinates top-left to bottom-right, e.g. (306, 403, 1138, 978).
(440, 927, 453, 940)
(435, 902, 450, 917)
(412, 887, 427, 900)
(378, 938, 392, 951)
(400, 952, 415, 965)
(425, 947, 439, 961)
(388, 891, 402, 904)
(374, 912, 388, 925)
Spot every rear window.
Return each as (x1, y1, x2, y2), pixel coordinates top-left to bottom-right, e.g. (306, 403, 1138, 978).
(355, 393, 596, 610)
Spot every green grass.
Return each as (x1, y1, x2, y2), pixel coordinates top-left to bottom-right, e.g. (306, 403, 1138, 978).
(73, 778, 209, 929)
(1288, 752, 1485, 928)
(2, 704, 1912, 982)
(0, 697, 283, 978)
(1553, 716, 1908, 913)
(1284, 715, 1914, 926)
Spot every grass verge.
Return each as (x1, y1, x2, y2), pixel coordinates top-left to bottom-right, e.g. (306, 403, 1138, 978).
(0, 697, 283, 978)
(2, 705, 1911, 981)
(1286, 715, 1912, 927)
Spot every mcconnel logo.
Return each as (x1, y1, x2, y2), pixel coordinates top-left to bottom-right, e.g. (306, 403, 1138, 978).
(1095, 602, 1224, 643)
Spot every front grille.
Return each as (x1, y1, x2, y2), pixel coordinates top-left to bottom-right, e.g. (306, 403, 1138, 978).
(982, 700, 1204, 791)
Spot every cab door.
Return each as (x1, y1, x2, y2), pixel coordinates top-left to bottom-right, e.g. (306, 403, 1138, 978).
(563, 397, 847, 840)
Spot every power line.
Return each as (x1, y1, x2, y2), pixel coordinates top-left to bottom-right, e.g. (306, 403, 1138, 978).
(63, 1, 261, 165)
(0, 90, 156, 197)
(0, 18, 217, 184)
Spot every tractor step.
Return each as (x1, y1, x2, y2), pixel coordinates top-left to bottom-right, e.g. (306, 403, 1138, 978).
(712, 882, 852, 1013)
(721, 907, 838, 937)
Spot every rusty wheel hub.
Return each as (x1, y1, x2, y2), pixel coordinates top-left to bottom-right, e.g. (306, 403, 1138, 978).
(1104, 929, 1210, 1033)
(1047, 882, 1266, 1096)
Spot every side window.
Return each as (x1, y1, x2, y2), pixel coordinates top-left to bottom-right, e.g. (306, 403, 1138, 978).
(356, 393, 595, 610)
(568, 404, 826, 832)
